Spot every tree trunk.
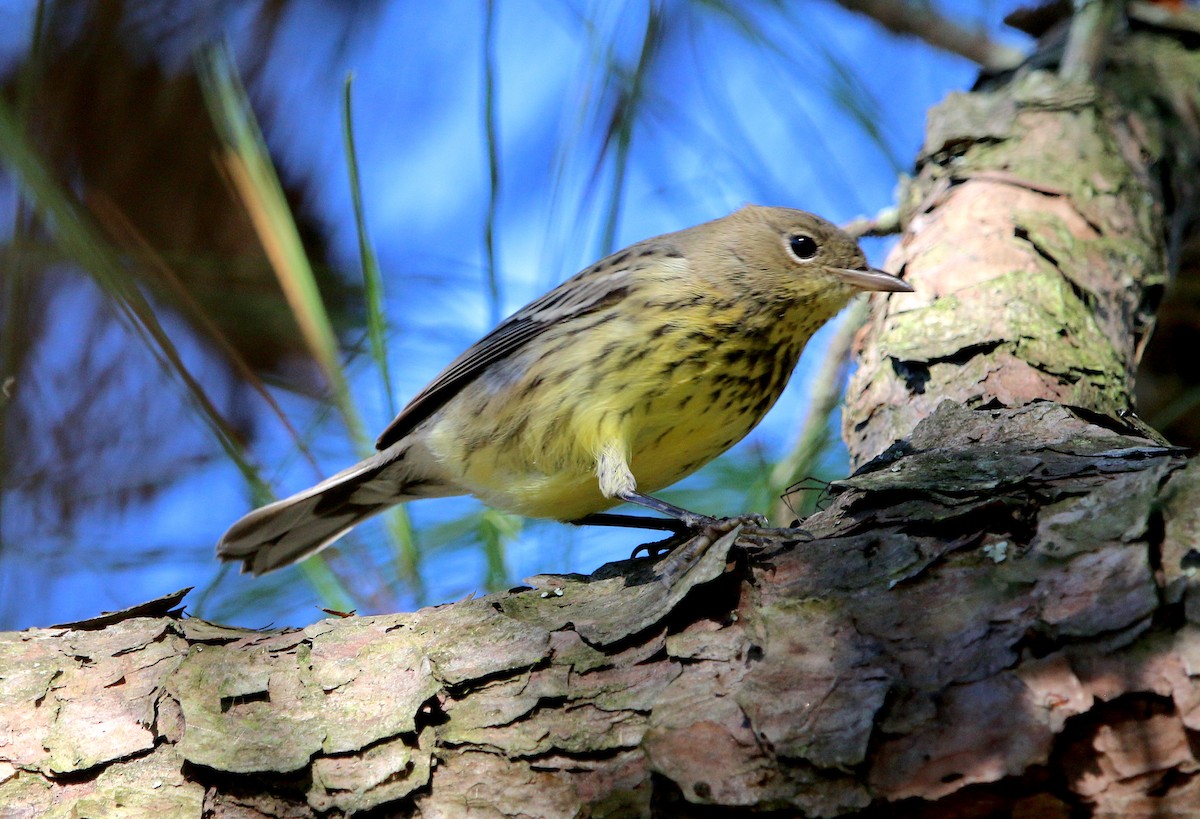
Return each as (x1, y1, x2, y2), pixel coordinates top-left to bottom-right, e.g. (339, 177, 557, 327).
(4, 7, 1200, 818)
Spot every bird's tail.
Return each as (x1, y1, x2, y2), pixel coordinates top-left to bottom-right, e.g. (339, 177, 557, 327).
(217, 447, 452, 575)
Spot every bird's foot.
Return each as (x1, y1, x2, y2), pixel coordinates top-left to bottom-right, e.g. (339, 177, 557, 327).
(629, 512, 769, 559)
(630, 533, 689, 560)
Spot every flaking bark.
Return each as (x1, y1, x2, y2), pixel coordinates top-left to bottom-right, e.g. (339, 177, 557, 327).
(5, 6, 1200, 818)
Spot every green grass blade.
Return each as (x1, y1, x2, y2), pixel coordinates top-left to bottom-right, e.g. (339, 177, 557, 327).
(482, 0, 504, 326)
(298, 553, 357, 614)
(341, 72, 423, 597)
(479, 508, 520, 591)
(341, 72, 396, 418)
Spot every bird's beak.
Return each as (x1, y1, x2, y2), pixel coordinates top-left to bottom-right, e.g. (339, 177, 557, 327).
(836, 266, 913, 293)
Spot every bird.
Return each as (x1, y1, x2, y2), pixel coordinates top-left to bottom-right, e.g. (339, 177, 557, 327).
(217, 205, 912, 575)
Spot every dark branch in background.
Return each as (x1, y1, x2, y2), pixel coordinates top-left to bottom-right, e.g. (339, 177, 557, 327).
(830, 0, 1026, 71)
(1128, 0, 1200, 36)
(842, 205, 901, 240)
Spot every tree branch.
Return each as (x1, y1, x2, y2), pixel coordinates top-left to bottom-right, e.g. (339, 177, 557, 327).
(1060, 0, 1125, 82)
(843, 27, 1189, 463)
(830, 0, 1026, 72)
(5, 10, 1200, 819)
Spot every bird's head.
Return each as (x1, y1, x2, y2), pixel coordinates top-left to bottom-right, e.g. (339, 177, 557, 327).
(704, 205, 912, 312)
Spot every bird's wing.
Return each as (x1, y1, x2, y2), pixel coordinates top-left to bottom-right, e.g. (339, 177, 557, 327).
(375, 250, 651, 450)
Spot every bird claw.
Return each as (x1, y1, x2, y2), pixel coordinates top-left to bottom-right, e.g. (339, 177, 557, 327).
(630, 513, 770, 559)
(630, 533, 689, 559)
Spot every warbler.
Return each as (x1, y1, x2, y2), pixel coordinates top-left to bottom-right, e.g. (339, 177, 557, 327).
(218, 205, 911, 574)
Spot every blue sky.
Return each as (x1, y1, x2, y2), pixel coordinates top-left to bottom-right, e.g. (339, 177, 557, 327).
(0, 1, 1029, 629)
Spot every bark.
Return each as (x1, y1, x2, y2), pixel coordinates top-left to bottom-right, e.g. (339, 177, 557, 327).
(4, 7, 1200, 819)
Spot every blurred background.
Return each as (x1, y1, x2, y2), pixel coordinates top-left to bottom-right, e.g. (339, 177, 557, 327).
(0, 0, 1037, 629)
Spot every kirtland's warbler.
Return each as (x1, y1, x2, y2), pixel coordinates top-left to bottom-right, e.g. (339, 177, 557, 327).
(218, 205, 911, 574)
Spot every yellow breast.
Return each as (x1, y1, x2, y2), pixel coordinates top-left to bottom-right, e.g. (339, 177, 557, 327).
(424, 289, 817, 520)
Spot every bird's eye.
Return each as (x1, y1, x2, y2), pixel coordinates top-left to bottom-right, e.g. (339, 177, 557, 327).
(788, 235, 818, 261)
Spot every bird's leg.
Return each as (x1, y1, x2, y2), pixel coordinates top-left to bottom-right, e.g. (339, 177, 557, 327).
(613, 491, 721, 529)
(568, 512, 689, 533)
(616, 490, 767, 531)
(571, 490, 768, 559)
(586, 444, 765, 558)
(567, 510, 690, 559)
(569, 491, 745, 532)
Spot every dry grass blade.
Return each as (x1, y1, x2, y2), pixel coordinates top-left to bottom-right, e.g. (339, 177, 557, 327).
(196, 43, 366, 609)
(196, 43, 367, 448)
